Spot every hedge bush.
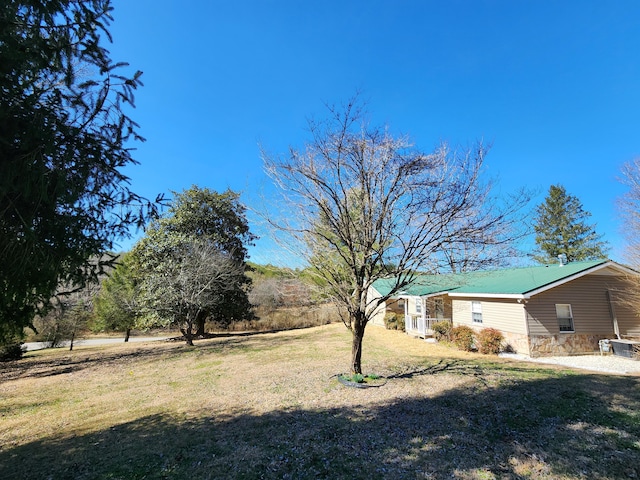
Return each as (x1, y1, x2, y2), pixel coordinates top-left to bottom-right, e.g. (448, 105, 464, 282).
(431, 320, 452, 341)
(384, 312, 398, 330)
(384, 312, 405, 331)
(477, 328, 504, 354)
(450, 325, 475, 351)
(0, 342, 26, 362)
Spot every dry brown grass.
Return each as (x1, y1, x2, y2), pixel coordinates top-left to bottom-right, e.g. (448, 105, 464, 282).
(1, 324, 639, 479)
(224, 303, 337, 332)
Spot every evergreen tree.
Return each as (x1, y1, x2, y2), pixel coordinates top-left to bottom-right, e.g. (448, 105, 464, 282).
(0, 1, 159, 344)
(532, 184, 609, 263)
(131, 187, 255, 344)
(93, 253, 139, 342)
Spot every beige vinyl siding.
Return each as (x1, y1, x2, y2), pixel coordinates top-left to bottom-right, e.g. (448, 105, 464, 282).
(598, 276, 640, 337)
(407, 297, 422, 316)
(453, 299, 471, 324)
(452, 298, 527, 334)
(445, 297, 453, 320)
(367, 288, 409, 328)
(367, 287, 386, 327)
(525, 274, 628, 336)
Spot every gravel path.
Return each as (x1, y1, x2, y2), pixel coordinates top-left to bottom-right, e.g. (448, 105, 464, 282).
(500, 352, 640, 375)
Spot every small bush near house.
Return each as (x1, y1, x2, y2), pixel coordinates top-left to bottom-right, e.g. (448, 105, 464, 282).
(431, 320, 452, 341)
(450, 325, 475, 351)
(477, 328, 504, 355)
(387, 313, 405, 332)
(384, 312, 401, 330)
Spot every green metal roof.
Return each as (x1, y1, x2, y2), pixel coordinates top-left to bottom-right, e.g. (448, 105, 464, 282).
(373, 274, 459, 297)
(372, 260, 610, 298)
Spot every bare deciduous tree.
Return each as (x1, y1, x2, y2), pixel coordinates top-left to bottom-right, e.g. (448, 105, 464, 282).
(249, 278, 315, 311)
(263, 99, 528, 374)
(137, 240, 248, 346)
(620, 159, 640, 260)
(618, 159, 640, 313)
(436, 193, 529, 272)
(35, 281, 99, 351)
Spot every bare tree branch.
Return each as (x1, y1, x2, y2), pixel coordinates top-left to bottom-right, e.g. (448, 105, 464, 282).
(262, 98, 530, 373)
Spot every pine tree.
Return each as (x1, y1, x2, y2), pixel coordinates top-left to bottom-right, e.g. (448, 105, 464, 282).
(0, 1, 159, 344)
(532, 184, 609, 263)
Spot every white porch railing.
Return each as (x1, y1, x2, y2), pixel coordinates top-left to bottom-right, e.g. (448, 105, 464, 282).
(405, 314, 450, 337)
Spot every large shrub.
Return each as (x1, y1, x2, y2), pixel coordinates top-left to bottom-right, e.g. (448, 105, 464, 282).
(450, 325, 475, 351)
(477, 328, 504, 354)
(431, 320, 452, 340)
(0, 341, 25, 362)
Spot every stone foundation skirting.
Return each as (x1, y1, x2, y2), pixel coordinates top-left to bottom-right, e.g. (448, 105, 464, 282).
(500, 331, 531, 356)
(528, 333, 609, 357)
(461, 328, 614, 357)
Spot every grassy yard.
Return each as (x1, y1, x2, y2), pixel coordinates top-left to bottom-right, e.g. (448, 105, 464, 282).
(1, 323, 639, 479)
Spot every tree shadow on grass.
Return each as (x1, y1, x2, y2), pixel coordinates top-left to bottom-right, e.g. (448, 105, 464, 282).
(1, 329, 324, 383)
(2, 372, 639, 479)
(1, 344, 174, 382)
(387, 358, 496, 382)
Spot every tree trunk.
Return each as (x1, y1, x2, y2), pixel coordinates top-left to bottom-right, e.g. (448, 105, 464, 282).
(195, 311, 207, 337)
(124, 328, 130, 342)
(351, 320, 365, 374)
(180, 326, 194, 346)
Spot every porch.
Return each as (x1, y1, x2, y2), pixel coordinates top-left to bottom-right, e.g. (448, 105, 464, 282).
(404, 314, 450, 338)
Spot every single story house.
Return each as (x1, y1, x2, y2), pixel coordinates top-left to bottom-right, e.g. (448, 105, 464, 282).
(368, 259, 640, 356)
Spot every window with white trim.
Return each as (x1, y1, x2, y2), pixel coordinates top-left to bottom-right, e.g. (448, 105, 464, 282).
(415, 298, 422, 314)
(472, 301, 482, 323)
(556, 304, 574, 332)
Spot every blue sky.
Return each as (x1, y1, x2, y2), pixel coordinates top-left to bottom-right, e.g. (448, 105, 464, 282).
(108, 0, 640, 265)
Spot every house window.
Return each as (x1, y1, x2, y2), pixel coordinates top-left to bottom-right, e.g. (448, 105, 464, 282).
(556, 304, 574, 332)
(434, 298, 445, 319)
(472, 301, 482, 323)
(415, 298, 422, 314)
